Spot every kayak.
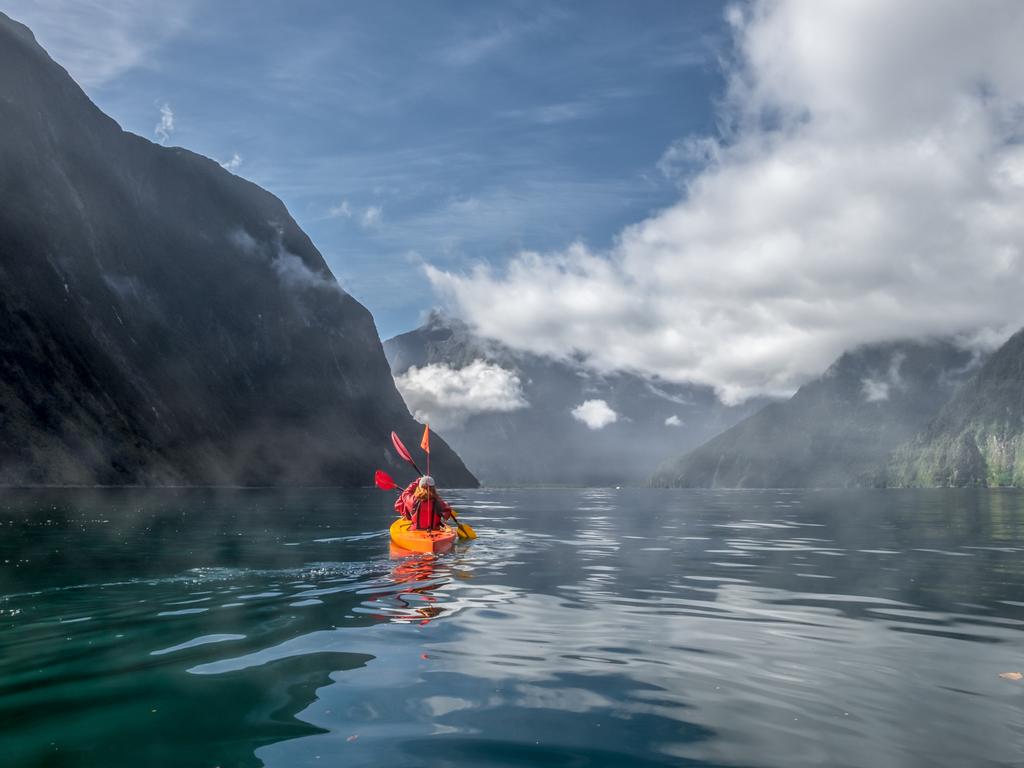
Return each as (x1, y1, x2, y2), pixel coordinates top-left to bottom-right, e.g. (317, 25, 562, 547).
(389, 518, 456, 554)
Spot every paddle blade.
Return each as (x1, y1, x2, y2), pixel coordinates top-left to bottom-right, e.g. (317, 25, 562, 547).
(390, 431, 414, 464)
(374, 470, 398, 490)
(450, 508, 478, 540)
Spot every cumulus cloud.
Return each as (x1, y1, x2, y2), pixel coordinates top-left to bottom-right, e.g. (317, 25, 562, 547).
(657, 136, 720, 182)
(394, 360, 528, 430)
(571, 399, 618, 430)
(154, 102, 174, 144)
(665, 414, 683, 427)
(427, 1, 1024, 403)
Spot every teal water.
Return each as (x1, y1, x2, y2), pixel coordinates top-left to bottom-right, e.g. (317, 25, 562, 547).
(2, 487, 1024, 767)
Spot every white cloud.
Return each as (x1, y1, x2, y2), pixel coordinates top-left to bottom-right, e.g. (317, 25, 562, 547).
(571, 399, 618, 430)
(861, 379, 890, 403)
(154, 102, 174, 144)
(394, 360, 528, 430)
(229, 227, 343, 295)
(4, 1, 195, 88)
(427, 1, 1024, 403)
(272, 250, 337, 292)
(220, 153, 243, 172)
(229, 228, 258, 254)
(645, 382, 693, 406)
(328, 199, 352, 219)
(665, 414, 683, 427)
(861, 351, 906, 402)
(361, 205, 383, 228)
(657, 136, 720, 181)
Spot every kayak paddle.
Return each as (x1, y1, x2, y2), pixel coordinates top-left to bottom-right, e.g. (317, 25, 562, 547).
(446, 508, 477, 539)
(374, 469, 399, 491)
(390, 430, 423, 474)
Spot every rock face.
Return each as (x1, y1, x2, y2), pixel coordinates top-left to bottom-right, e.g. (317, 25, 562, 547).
(889, 329, 1024, 487)
(384, 313, 766, 486)
(651, 341, 980, 488)
(0, 13, 476, 487)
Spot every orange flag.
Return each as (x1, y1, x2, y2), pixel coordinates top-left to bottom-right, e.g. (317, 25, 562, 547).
(420, 423, 430, 454)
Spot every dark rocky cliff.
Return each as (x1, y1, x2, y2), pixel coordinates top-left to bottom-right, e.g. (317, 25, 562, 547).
(0, 13, 476, 487)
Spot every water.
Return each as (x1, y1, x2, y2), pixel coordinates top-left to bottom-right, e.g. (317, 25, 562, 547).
(2, 487, 1024, 767)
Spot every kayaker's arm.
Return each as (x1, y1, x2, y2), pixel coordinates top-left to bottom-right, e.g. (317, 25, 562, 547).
(394, 481, 418, 518)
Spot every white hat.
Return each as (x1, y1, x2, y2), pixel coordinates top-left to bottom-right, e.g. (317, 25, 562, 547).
(418, 475, 436, 488)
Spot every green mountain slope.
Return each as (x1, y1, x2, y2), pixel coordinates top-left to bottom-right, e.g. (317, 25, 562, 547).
(651, 341, 980, 488)
(889, 329, 1024, 487)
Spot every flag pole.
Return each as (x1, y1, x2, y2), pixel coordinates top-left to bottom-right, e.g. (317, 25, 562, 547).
(421, 423, 431, 477)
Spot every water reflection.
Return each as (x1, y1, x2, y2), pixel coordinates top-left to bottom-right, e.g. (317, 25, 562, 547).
(371, 549, 452, 624)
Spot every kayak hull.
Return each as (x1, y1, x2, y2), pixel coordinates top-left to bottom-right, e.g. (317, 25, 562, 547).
(390, 518, 456, 554)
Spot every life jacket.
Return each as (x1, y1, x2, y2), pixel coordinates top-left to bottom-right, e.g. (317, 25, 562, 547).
(411, 495, 442, 530)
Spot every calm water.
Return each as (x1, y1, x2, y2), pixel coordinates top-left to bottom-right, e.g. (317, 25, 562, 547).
(2, 487, 1024, 767)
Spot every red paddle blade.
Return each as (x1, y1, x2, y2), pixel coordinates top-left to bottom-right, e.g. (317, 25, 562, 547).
(374, 470, 398, 490)
(390, 431, 414, 464)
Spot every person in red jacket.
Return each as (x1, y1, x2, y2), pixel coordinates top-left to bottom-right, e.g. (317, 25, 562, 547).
(394, 475, 454, 530)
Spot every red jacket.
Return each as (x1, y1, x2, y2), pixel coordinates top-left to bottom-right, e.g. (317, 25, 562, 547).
(394, 481, 453, 530)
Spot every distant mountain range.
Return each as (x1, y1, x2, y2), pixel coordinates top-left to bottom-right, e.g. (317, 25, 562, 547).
(0, 13, 475, 487)
(384, 313, 769, 486)
(651, 340, 983, 488)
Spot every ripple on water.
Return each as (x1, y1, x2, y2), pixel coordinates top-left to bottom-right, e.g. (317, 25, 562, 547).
(151, 634, 246, 656)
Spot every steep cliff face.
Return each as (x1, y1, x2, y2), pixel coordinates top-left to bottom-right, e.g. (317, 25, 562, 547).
(889, 329, 1024, 487)
(0, 13, 476, 487)
(651, 341, 980, 488)
(385, 313, 766, 486)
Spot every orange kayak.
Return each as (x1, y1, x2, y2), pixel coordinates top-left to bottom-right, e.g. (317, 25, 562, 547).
(389, 518, 456, 554)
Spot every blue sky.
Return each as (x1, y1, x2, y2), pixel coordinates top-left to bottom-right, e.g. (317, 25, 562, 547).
(6, 0, 730, 339)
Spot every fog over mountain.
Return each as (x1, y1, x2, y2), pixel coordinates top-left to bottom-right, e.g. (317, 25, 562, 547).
(890, 329, 1024, 487)
(0, 13, 475, 487)
(651, 341, 982, 488)
(385, 313, 768, 486)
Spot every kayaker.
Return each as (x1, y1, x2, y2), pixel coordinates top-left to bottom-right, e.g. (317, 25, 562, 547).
(394, 475, 454, 531)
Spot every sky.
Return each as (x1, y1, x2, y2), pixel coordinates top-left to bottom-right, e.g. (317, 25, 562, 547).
(3, 0, 726, 336)
(7, 1, 1024, 403)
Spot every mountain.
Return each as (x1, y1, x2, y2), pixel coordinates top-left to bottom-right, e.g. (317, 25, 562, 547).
(888, 329, 1024, 486)
(0, 13, 475, 487)
(651, 340, 980, 488)
(384, 313, 767, 485)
